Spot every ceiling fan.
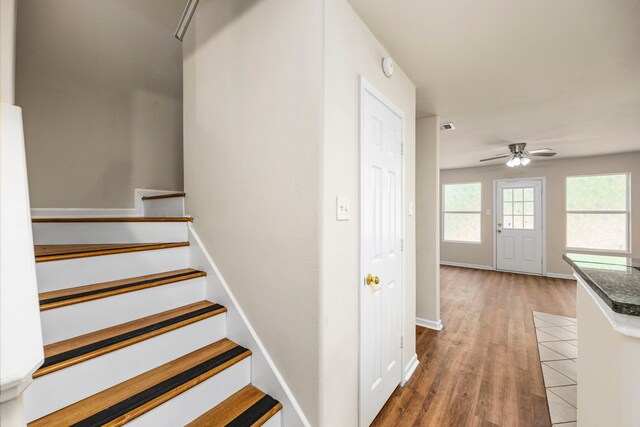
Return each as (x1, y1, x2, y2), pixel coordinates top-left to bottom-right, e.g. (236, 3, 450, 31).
(480, 143, 556, 167)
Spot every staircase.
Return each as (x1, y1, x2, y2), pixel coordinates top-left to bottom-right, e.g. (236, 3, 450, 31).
(24, 193, 283, 426)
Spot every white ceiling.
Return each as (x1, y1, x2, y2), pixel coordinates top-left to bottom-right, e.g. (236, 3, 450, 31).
(347, 0, 640, 169)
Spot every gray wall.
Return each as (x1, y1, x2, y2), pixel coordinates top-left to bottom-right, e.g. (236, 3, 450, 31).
(440, 152, 640, 275)
(16, 0, 184, 208)
(183, 0, 418, 424)
(416, 116, 440, 324)
(320, 0, 416, 423)
(183, 0, 323, 423)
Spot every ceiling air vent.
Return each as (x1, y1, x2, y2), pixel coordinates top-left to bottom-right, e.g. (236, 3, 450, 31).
(440, 122, 455, 131)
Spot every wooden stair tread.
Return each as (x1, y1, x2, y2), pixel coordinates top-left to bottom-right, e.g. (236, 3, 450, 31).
(34, 242, 189, 262)
(39, 268, 206, 311)
(29, 339, 251, 427)
(32, 216, 192, 222)
(141, 192, 186, 200)
(35, 301, 225, 378)
(187, 385, 282, 427)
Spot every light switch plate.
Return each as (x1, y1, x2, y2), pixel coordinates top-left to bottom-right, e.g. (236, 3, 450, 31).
(409, 201, 415, 216)
(337, 196, 350, 221)
(486, 209, 491, 215)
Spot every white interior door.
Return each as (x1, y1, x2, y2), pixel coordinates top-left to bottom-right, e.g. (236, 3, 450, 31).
(360, 78, 403, 427)
(496, 180, 543, 274)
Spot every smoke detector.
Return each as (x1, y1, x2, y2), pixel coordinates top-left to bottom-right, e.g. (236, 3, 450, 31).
(441, 122, 455, 131)
(382, 57, 394, 77)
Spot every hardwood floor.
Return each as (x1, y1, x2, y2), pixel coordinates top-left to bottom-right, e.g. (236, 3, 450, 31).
(372, 266, 576, 427)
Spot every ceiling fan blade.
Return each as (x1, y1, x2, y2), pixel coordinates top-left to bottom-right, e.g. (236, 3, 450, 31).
(479, 154, 512, 162)
(525, 148, 555, 154)
(527, 151, 557, 157)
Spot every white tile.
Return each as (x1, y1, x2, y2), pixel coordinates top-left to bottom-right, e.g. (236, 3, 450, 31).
(536, 330, 563, 342)
(546, 390, 577, 424)
(534, 317, 555, 327)
(553, 422, 577, 427)
(562, 325, 577, 333)
(542, 365, 576, 387)
(538, 344, 568, 362)
(544, 360, 577, 382)
(548, 385, 577, 408)
(541, 341, 578, 359)
(534, 313, 576, 326)
(566, 340, 577, 347)
(538, 327, 577, 340)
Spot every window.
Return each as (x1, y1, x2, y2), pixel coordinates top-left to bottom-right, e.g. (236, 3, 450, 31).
(502, 187, 535, 230)
(443, 182, 482, 243)
(566, 173, 630, 252)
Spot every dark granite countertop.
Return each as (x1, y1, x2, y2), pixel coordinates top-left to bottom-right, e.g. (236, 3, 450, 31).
(563, 253, 640, 317)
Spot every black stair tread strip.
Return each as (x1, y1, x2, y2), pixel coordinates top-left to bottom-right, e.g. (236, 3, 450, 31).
(40, 270, 203, 306)
(40, 304, 225, 370)
(69, 345, 249, 427)
(225, 395, 280, 427)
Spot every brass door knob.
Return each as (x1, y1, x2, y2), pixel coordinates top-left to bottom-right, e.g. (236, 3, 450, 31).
(365, 274, 380, 286)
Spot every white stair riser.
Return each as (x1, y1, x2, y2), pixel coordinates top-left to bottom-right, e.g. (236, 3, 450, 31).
(24, 314, 226, 422)
(128, 357, 251, 426)
(143, 197, 185, 217)
(40, 278, 206, 344)
(262, 411, 282, 427)
(36, 246, 189, 292)
(32, 222, 188, 244)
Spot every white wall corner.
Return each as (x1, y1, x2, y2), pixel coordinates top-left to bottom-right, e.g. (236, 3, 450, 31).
(416, 317, 443, 331)
(402, 353, 419, 384)
(1, 104, 44, 412)
(187, 226, 310, 427)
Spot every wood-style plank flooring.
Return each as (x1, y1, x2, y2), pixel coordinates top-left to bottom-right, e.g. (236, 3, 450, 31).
(372, 266, 577, 427)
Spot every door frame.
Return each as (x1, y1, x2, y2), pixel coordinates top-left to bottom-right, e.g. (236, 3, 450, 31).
(358, 76, 406, 427)
(492, 176, 547, 275)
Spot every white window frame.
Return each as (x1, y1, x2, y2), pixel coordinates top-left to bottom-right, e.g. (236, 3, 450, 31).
(565, 172, 631, 254)
(441, 182, 482, 244)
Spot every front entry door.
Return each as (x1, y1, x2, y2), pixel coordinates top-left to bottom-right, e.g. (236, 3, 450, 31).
(496, 180, 543, 274)
(360, 78, 403, 426)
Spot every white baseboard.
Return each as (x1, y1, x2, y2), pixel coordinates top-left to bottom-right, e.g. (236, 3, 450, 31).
(31, 188, 182, 218)
(440, 263, 575, 282)
(546, 272, 576, 280)
(416, 317, 443, 331)
(439, 261, 493, 270)
(402, 353, 419, 384)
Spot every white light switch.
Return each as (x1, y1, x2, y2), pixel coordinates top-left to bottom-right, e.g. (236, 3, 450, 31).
(409, 201, 415, 216)
(486, 210, 491, 215)
(337, 196, 351, 221)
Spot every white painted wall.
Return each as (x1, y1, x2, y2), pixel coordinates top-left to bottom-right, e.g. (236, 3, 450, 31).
(416, 117, 441, 326)
(320, 0, 417, 424)
(16, 0, 184, 208)
(1, 106, 43, 427)
(576, 280, 640, 426)
(0, 0, 16, 104)
(183, 0, 324, 423)
(440, 152, 640, 275)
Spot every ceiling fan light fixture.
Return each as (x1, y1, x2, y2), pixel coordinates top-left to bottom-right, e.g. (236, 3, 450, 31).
(506, 156, 521, 167)
(479, 143, 556, 165)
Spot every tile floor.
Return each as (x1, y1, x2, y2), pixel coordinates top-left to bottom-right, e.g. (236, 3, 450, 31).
(533, 311, 578, 427)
